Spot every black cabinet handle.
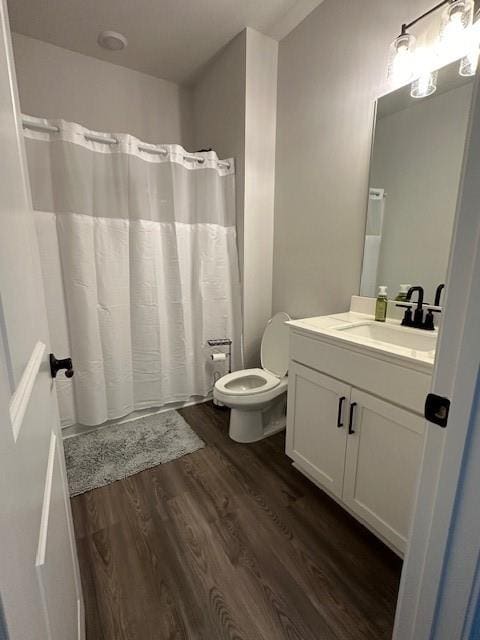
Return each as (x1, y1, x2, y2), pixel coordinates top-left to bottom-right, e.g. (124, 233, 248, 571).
(49, 354, 74, 379)
(337, 396, 346, 427)
(348, 402, 357, 434)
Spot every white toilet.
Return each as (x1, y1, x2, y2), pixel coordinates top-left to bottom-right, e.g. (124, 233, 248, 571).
(214, 312, 291, 443)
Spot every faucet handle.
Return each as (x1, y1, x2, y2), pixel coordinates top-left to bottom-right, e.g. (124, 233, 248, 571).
(423, 307, 441, 331)
(401, 306, 414, 327)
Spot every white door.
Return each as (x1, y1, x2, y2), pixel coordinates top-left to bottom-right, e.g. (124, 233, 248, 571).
(343, 389, 425, 554)
(393, 74, 480, 640)
(286, 362, 350, 499)
(0, 2, 84, 639)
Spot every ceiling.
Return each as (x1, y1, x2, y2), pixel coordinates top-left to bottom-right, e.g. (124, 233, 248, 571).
(7, 0, 323, 85)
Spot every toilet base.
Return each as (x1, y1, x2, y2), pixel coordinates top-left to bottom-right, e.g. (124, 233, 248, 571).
(228, 395, 287, 443)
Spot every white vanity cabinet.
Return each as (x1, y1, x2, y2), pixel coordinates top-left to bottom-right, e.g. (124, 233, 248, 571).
(286, 363, 349, 500)
(286, 323, 432, 555)
(343, 390, 425, 552)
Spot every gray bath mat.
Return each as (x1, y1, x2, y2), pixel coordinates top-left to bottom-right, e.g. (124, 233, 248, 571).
(64, 410, 205, 496)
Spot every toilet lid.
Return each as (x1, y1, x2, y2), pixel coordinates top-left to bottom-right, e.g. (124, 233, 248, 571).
(260, 312, 291, 377)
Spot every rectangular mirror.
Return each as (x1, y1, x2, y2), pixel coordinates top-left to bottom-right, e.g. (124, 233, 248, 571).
(360, 59, 474, 303)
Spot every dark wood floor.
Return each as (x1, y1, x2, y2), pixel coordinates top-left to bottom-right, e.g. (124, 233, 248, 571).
(71, 402, 402, 640)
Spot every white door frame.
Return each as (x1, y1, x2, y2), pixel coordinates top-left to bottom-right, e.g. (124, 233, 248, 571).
(394, 71, 480, 638)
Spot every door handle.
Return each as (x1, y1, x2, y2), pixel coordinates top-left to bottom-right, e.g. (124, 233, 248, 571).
(337, 396, 346, 427)
(425, 393, 450, 428)
(49, 353, 74, 379)
(348, 402, 357, 434)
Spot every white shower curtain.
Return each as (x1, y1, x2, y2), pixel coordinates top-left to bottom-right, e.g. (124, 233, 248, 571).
(360, 188, 385, 298)
(24, 116, 242, 427)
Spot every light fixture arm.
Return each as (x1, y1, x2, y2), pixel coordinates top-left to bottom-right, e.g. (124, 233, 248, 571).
(400, 0, 452, 35)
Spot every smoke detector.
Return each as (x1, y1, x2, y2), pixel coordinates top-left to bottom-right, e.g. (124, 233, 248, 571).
(97, 31, 128, 51)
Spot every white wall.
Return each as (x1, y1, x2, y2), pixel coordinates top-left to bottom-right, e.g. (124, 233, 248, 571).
(12, 33, 193, 147)
(372, 83, 473, 302)
(193, 28, 278, 366)
(273, 0, 436, 319)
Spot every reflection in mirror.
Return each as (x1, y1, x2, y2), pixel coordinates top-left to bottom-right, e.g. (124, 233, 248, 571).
(360, 59, 474, 303)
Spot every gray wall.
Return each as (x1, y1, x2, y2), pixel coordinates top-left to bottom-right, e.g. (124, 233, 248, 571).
(192, 31, 247, 267)
(273, 0, 434, 319)
(193, 29, 278, 367)
(12, 33, 193, 147)
(243, 29, 278, 366)
(372, 83, 473, 301)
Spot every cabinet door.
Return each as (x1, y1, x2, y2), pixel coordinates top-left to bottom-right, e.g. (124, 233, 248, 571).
(343, 389, 425, 553)
(286, 362, 350, 499)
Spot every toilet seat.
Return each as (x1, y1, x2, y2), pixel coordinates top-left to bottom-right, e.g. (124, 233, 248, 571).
(215, 368, 280, 396)
(261, 311, 290, 377)
(214, 376, 288, 410)
(214, 312, 291, 400)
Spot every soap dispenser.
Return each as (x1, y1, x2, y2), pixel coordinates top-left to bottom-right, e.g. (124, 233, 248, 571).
(395, 284, 411, 302)
(375, 286, 388, 322)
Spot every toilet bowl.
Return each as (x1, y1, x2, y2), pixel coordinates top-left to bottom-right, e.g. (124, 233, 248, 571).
(214, 312, 291, 443)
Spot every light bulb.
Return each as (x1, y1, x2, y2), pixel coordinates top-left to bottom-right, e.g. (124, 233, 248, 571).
(459, 48, 479, 75)
(459, 8, 480, 76)
(410, 48, 437, 99)
(411, 71, 438, 98)
(440, 0, 474, 62)
(443, 13, 466, 55)
(388, 33, 416, 85)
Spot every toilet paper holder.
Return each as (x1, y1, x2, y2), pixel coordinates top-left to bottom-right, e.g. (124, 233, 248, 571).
(207, 338, 232, 374)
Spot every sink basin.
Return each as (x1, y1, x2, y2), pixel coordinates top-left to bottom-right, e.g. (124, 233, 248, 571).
(334, 321, 437, 352)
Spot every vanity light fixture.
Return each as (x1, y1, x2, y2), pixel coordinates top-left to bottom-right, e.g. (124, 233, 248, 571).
(459, 8, 480, 75)
(439, 0, 474, 59)
(387, 31, 417, 85)
(388, 0, 479, 96)
(459, 47, 479, 74)
(410, 48, 438, 98)
(411, 69, 438, 98)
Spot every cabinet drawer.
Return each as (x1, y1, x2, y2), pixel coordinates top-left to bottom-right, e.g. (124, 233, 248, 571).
(290, 332, 431, 415)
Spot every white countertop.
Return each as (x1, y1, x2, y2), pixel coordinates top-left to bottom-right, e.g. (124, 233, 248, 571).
(287, 311, 437, 369)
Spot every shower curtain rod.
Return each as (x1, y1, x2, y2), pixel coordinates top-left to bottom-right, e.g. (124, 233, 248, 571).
(21, 117, 231, 169)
